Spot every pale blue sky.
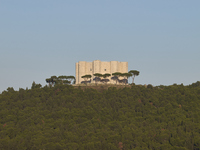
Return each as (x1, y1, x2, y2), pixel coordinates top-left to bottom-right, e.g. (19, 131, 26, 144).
(0, 0, 200, 92)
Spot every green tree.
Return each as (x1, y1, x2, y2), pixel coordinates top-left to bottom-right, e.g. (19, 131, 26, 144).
(31, 81, 42, 89)
(58, 75, 68, 84)
(46, 76, 58, 86)
(112, 72, 122, 84)
(121, 73, 132, 84)
(93, 73, 102, 85)
(45, 78, 51, 86)
(102, 73, 111, 84)
(50, 75, 58, 85)
(128, 70, 140, 84)
(66, 76, 75, 84)
(81, 74, 92, 85)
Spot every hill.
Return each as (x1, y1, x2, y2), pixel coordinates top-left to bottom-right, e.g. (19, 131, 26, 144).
(0, 82, 200, 150)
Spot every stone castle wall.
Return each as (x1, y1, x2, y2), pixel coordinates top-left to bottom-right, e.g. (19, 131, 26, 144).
(75, 60, 128, 84)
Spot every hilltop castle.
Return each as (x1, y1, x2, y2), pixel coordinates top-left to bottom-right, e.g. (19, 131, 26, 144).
(75, 60, 128, 84)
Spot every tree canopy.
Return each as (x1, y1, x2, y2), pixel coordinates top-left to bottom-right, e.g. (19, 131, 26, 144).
(0, 81, 200, 149)
(112, 72, 122, 84)
(81, 74, 92, 85)
(128, 70, 140, 84)
(46, 75, 75, 86)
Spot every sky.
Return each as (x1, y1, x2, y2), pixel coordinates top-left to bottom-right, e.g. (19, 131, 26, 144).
(0, 0, 200, 92)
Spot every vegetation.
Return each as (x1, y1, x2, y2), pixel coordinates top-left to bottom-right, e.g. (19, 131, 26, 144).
(112, 72, 122, 84)
(81, 75, 92, 85)
(128, 70, 140, 84)
(0, 81, 200, 149)
(81, 70, 140, 85)
(93, 73, 112, 85)
(121, 73, 132, 85)
(46, 75, 75, 86)
(102, 73, 111, 84)
(93, 73, 103, 85)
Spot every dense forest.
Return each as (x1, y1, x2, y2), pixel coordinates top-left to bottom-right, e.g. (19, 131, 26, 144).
(0, 81, 200, 150)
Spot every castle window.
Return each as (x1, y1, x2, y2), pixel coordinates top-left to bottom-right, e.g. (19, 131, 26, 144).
(90, 69, 92, 71)
(105, 69, 106, 71)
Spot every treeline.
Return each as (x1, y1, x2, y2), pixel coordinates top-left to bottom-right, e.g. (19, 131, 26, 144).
(46, 75, 75, 86)
(0, 81, 200, 149)
(81, 70, 140, 85)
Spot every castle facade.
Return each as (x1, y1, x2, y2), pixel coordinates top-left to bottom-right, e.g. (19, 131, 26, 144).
(75, 60, 128, 84)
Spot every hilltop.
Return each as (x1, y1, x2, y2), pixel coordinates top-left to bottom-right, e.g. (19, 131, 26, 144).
(0, 82, 200, 149)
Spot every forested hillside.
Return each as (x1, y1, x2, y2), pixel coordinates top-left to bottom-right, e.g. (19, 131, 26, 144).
(0, 82, 200, 150)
